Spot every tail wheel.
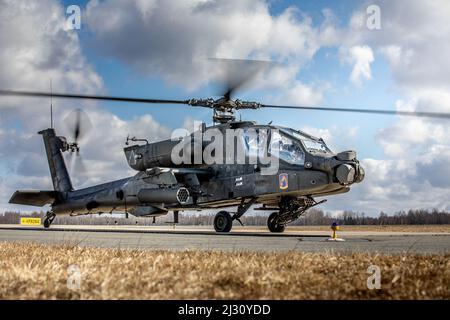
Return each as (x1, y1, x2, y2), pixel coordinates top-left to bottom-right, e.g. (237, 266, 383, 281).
(267, 212, 285, 233)
(43, 213, 55, 229)
(214, 211, 233, 233)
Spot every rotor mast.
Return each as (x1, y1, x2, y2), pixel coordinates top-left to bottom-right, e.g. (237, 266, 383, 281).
(187, 97, 261, 123)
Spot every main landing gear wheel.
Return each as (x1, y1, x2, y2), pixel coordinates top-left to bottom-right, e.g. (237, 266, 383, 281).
(267, 212, 285, 233)
(214, 211, 233, 233)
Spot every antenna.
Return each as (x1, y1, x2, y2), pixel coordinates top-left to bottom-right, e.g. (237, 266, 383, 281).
(50, 79, 53, 129)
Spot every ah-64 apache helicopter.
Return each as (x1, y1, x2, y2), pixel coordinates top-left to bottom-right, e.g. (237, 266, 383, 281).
(1, 72, 448, 233)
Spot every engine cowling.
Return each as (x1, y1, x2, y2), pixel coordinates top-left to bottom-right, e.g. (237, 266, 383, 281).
(123, 136, 207, 171)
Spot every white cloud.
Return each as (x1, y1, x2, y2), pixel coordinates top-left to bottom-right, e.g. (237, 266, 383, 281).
(348, 0, 450, 92)
(0, 0, 171, 211)
(0, 1, 102, 94)
(266, 81, 326, 105)
(84, 0, 338, 104)
(323, 0, 450, 213)
(300, 125, 359, 153)
(379, 45, 411, 68)
(347, 45, 374, 86)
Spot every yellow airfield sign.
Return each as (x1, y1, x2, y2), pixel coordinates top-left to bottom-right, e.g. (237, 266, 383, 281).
(20, 217, 41, 226)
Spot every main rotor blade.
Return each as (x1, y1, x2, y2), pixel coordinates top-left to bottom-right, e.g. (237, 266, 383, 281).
(0, 90, 189, 105)
(261, 104, 450, 119)
(2, 89, 449, 119)
(210, 58, 272, 100)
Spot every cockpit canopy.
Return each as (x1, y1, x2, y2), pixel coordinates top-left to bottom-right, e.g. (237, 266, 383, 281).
(241, 125, 333, 166)
(279, 127, 332, 154)
(124, 122, 334, 171)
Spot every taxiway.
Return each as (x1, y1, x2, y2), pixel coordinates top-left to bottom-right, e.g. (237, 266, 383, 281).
(0, 224, 448, 254)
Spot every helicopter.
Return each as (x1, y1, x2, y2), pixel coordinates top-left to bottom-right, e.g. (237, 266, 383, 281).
(1, 73, 449, 233)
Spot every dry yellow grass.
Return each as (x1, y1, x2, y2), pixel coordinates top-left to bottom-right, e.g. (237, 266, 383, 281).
(0, 242, 448, 300)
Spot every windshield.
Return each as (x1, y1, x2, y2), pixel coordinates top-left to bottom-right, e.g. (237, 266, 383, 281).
(302, 139, 330, 153)
(242, 128, 268, 159)
(270, 131, 305, 165)
(280, 128, 331, 154)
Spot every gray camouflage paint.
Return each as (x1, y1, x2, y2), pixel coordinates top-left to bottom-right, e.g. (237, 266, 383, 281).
(9, 122, 364, 219)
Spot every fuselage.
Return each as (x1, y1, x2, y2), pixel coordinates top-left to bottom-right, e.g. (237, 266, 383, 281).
(50, 122, 364, 217)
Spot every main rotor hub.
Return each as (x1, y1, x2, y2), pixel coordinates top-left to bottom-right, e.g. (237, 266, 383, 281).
(187, 98, 261, 123)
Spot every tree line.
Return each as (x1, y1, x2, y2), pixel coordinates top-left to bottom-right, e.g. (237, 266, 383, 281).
(1, 208, 449, 226)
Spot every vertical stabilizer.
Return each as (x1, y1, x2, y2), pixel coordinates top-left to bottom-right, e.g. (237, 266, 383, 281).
(39, 128, 73, 192)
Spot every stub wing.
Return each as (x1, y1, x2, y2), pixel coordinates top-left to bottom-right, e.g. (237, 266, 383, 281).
(9, 190, 57, 207)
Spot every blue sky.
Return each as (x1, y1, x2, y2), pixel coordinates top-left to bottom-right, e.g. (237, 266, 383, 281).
(1, 0, 449, 215)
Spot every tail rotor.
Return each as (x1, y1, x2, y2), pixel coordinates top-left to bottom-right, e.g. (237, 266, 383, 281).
(64, 109, 92, 184)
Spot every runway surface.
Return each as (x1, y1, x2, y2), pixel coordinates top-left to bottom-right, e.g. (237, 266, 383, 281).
(0, 224, 449, 254)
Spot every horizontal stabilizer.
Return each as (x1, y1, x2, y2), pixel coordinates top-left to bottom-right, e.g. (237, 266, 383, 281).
(9, 190, 58, 207)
